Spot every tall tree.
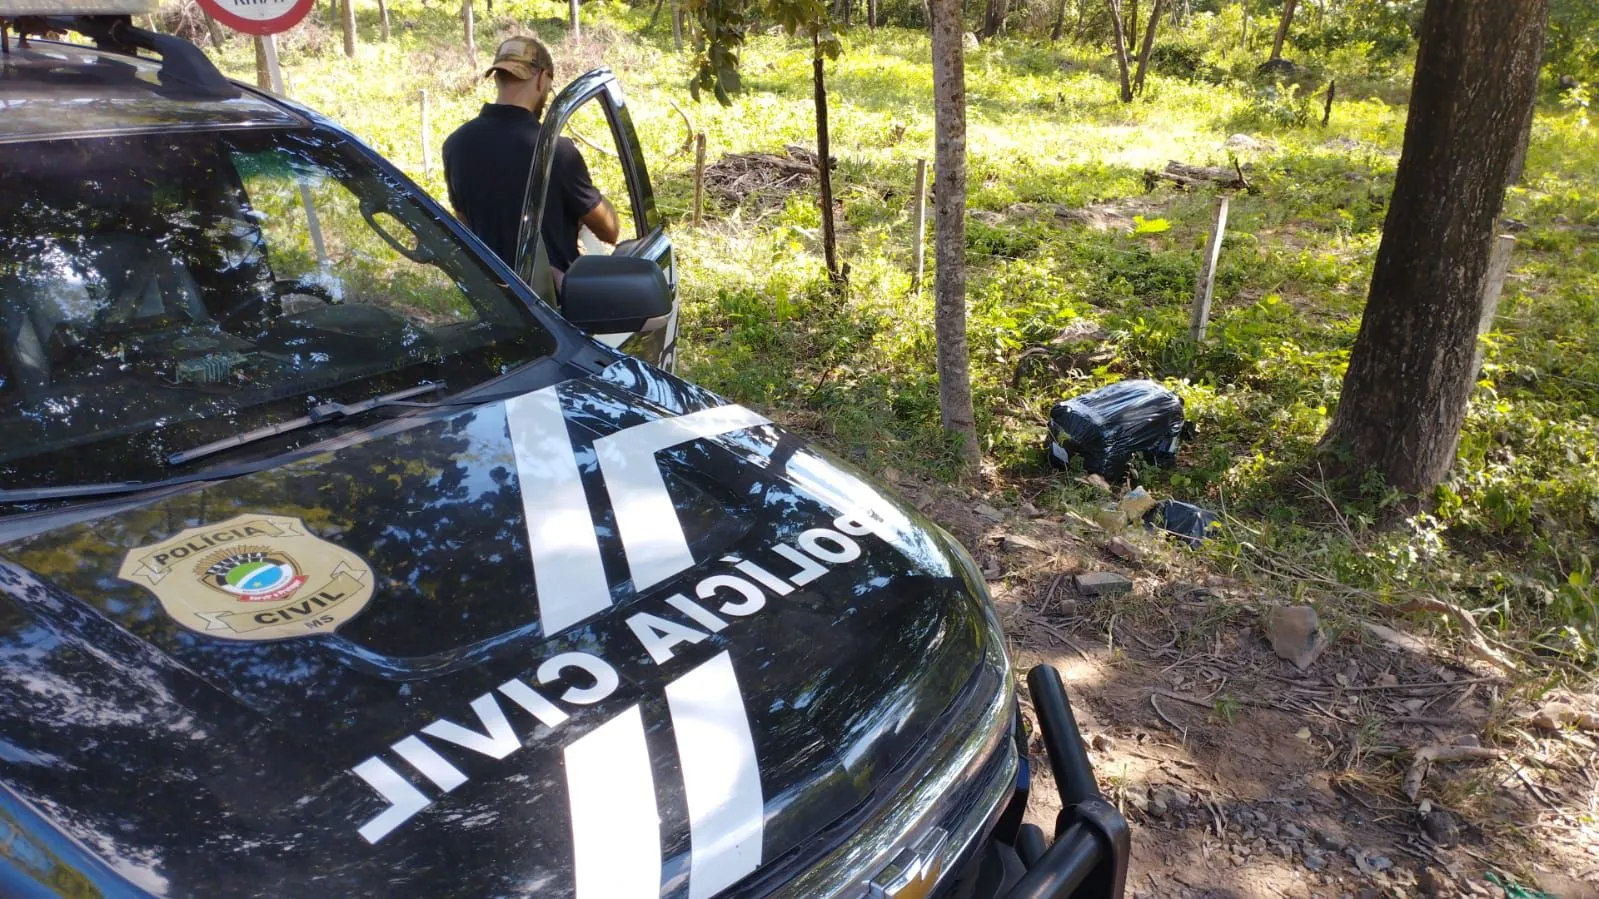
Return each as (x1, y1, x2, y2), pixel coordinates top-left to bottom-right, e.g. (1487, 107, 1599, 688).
(1268, 0, 1295, 61)
(253, 35, 271, 89)
(340, 0, 356, 57)
(1132, 0, 1164, 94)
(203, 13, 226, 48)
(929, 0, 980, 471)
(688, 0, 844, 276)
(1107, 0, 1134, 101)
(978, 0, 1008, 39)
(1320, 0, 1548, 493)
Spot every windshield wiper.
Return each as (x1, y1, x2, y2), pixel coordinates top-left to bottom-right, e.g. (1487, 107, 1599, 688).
(166, 382, 447, 466)
(0, 380, 529, 507)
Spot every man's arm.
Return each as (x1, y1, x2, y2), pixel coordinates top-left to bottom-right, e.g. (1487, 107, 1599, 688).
(557, 139, 623, 246)
(581, 198, 621, 245)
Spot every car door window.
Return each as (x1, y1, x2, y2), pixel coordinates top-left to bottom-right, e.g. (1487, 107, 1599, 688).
(556, 95, 641, 256)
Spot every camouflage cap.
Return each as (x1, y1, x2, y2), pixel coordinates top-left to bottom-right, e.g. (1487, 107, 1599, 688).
(486, 36, 554, 82)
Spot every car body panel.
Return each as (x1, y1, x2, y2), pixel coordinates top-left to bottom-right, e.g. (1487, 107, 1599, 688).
(0, 357, 1005, 897)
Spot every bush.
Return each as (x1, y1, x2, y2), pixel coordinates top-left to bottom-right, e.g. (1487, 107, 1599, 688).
(1149, 42, 1225, 84)
(1239, 79, 1316, 128)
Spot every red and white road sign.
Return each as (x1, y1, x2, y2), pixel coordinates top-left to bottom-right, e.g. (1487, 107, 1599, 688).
(197, 0, 314, 35)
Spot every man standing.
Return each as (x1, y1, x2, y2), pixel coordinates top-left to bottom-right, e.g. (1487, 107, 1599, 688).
(442, 36, 620, 283)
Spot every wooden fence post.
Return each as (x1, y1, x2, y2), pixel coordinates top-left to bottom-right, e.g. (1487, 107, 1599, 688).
(420, 89, 433, 177)
(692, 132, 706, 227)
(1189, 195, 1229, 343)
(911, 157, 928, 293)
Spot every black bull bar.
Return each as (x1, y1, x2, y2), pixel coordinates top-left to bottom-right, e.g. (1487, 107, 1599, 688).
(997, 665, 1131, 899)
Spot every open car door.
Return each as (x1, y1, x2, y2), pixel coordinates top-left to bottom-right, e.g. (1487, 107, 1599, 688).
(513, 68, 679, 371)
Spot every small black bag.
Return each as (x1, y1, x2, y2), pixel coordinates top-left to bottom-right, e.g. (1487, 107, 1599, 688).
(1047, 379, 1184, 481)
(1144, 499, 1219, 548)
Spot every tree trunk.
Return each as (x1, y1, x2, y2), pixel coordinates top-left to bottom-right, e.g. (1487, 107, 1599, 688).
(1133, 0, 1164, 94)
(1269, 0, 1296, 61)
(1107, 0, 1134, 102)
(378, 0, 391, 41)
(462, 0, 475, 50)
(1050, 0, 1068, 41)
(813, 34, 840, 282)
(929, 0, 980, 473)
(253, 35, 271, 89)
(340, 0, 357, 57)
(204, 14, 226, 48)
(1128, 0, 1138, 48)
(978, 0, 1007, 39)
(1320, 0, 1548, 493)
(1507, 103, 1535, 184)
(868, 0, 877, 28)
(570, 0, 581, 37)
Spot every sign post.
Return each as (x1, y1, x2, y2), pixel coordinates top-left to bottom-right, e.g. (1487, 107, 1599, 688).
(202, 0, 329, 268)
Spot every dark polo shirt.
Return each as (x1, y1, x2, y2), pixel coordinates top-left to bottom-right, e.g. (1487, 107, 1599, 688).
(441, 103, 602, 273)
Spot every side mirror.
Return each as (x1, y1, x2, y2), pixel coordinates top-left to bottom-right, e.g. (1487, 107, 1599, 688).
(561, 255, 672, 334)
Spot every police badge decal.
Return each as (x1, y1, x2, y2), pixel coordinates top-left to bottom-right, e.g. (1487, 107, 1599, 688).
(119, 514, 375, 641)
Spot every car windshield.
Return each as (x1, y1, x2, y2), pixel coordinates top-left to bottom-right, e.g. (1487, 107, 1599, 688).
(0, 127, 555, 490)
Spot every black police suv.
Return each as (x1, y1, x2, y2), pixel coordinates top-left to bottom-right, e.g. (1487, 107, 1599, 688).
(0, 13, 1128, 898)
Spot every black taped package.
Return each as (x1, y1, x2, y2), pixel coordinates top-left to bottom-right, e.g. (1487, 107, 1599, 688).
(1046, 379, 1184, 481)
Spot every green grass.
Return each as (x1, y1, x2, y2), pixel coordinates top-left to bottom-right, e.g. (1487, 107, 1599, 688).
(194, 0, 1599, 665)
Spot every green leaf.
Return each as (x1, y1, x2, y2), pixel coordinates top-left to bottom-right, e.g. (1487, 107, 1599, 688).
(1131, 215, 1171, 234)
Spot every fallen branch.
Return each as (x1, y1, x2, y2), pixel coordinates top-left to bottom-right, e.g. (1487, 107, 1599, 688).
(1400, 595, 1519, 673)
(1142, 159, 1253, 193)
(1150, 693, 1188, 743)
(568, 127, 621, 159)
(1403, 744, 1503, 802)
(667, 97, 695, 159)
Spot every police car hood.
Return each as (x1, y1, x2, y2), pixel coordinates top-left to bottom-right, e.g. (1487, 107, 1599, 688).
(0, 360, 1006, 898)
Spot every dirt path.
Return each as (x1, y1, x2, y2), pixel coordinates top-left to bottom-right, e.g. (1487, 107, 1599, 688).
(891, 473, 1599, 899)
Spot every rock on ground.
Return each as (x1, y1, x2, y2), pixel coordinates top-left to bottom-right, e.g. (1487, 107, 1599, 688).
(1265, 604, 1328, 671)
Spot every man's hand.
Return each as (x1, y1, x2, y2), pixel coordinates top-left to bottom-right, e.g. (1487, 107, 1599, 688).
(581, 197, 622, 245)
